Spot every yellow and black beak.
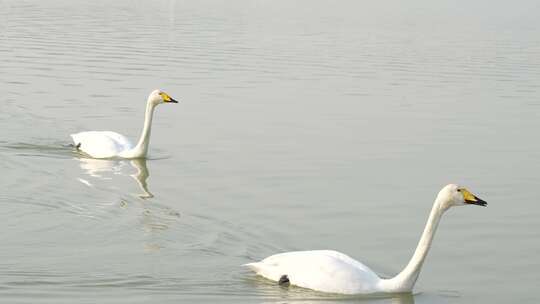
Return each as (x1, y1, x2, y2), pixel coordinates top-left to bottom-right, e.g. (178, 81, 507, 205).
(460, 188, 488, 207)
(159, 92, 179, 103)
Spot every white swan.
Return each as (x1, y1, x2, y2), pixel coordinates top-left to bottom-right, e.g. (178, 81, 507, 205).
(244, 184, 487, 294)
(71, 89, 179, 159)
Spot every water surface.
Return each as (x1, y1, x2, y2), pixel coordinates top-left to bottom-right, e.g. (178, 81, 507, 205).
(1, 0, 539, 303)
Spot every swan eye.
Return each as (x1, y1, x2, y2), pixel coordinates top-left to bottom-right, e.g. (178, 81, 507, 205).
(457, 188, 462, 192)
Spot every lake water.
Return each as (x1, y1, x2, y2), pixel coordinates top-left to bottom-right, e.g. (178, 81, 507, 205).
(1, 0, 539, 303)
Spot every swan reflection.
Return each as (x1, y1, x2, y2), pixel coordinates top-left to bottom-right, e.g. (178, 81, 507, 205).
(247, 280, 416, 304)
(76, 157, 153, 198)
(391, 293, 415, 304)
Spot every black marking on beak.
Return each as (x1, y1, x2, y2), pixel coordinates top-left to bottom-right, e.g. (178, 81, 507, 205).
(466, 196, 487, 207)
(169, 97, 179, 103)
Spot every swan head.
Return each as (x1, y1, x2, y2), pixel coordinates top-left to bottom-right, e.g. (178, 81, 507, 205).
(148, 89, 179, 106)
(437, 184, 487, 210)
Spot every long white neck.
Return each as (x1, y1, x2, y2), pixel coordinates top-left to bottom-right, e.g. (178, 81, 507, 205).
(379, 197, 448, 293)
(124, 99, 156, 158)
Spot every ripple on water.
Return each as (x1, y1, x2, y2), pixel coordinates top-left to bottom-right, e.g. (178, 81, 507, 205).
(1, 1, 540, 303)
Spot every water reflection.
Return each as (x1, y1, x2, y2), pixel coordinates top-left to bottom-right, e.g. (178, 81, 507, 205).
(267, 292, 416, 304)
(391, 294, 415, 304)
(76, 156, 183, 242)
(76, 157, 153, 199)
(128, 159, 153, 199)
(247, 275, 416, 304)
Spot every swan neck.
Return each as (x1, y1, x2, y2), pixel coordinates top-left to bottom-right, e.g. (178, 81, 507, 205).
(380, 197, 447, 292)
(132, 99, 156, 158)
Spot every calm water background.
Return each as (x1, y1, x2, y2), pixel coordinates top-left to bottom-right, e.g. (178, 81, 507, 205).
(1, 0, 539, 303)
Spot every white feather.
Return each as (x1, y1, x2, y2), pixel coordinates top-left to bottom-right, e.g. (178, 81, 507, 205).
(245, 250, 380, 294)
(71, 131, 132, 159)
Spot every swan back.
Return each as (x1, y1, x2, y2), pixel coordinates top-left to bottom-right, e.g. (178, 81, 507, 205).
(245, 250, 382, 294)
(71, 131, 133, 158)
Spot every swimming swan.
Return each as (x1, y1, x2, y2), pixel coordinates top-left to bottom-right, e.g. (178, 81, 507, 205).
(244, 184, 487, 294)
(71, 90, 179, 159)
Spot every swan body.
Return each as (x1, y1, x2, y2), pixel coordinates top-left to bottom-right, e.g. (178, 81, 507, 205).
(71, 131, 133, 159)
(246, 250, 382, 294)
(71, 89, 178, 159)
(245, 184, 487, 294)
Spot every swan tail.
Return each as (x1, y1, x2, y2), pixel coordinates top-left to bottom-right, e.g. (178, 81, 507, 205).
(70, 134, 81, 149)
(243, 262, 261, 271)
(67, 142, 81, 150)
(244, 262, 272, 277)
